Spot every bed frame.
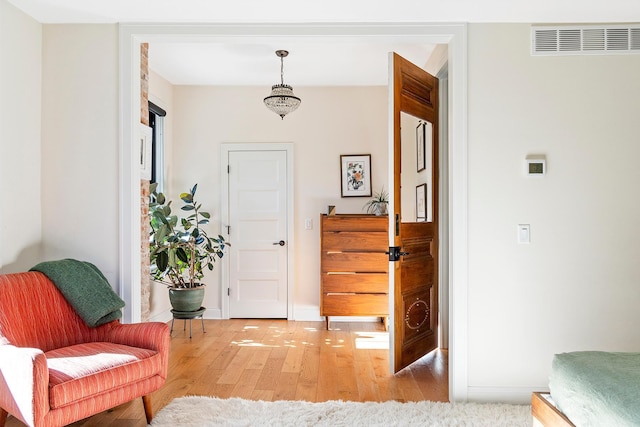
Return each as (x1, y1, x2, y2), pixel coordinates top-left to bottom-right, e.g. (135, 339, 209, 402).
(531, 392, 575, 427)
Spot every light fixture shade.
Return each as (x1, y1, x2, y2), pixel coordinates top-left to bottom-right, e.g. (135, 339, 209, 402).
(264, 50, 301, 119)
(264, 84, 301, 119)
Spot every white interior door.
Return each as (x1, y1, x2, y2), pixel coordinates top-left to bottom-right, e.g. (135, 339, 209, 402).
(227, 149, 288, 318)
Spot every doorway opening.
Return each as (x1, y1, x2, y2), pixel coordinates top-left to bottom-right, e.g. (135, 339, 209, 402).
(119, 23, 469, 401)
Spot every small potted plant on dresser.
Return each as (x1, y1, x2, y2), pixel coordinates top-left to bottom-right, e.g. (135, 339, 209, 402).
(149, 183, 228, 312)
(363, 186, 389, 216)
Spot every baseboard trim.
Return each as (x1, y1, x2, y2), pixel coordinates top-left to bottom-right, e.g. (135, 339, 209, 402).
(148, 310, 172, 323)
(467, 386, 549, 405)
(292, 306, 323, 321)
(204, 308, 222, 319)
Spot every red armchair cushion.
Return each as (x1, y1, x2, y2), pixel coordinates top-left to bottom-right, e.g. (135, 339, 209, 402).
(46, 342, 161, 409)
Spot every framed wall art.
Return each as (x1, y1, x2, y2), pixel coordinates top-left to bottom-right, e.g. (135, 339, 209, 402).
(416, 183, 427, 221)
(340, 154, 372, 197)
(416, 121, 426, 172)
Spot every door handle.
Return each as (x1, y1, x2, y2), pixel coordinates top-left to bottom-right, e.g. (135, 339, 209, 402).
(273, 240, 286, 246)
(385, 246, 409, 261)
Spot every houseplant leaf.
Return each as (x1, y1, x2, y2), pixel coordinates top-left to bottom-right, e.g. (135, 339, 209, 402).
(155, 250, 169, 272)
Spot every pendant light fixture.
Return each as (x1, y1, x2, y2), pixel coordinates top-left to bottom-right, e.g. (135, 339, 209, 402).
(263, 50, 301, 120)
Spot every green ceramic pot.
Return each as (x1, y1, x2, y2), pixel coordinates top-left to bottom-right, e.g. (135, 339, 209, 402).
(168, 286, 205, 312)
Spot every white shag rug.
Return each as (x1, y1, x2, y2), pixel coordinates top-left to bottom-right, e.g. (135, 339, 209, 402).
(151, 396, 531, 427)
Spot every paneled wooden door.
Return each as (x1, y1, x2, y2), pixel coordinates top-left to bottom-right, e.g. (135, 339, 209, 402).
(390, 52, 439, 373)
(226, 149, 289, 318)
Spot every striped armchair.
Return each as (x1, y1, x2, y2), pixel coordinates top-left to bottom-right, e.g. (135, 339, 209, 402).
(0, 272, 170, 427)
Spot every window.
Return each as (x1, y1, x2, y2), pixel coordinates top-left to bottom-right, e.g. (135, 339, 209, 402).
(148, 101, 166, 192)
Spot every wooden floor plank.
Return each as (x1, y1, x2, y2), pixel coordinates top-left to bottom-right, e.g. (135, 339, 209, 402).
(294, 380, 318, 402)
(230, 369, 262, 399)
(250, 389, 274, 401)
(254, 356, 286, 392)
(315, 350, 338, 402)
(295, 345, 320, 401)
(282, 344, 305, 373)
(246, 347, 272, 370)
(273, 372, 299, 401)
(217, 346, 255, 384)
(354, 350, 381, 401)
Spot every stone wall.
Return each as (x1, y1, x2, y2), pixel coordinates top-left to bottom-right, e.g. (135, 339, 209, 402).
(140, 43, 151, 322)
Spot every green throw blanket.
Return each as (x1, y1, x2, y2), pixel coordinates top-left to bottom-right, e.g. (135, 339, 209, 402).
(31, 259, 125, 327)
(550, 351, 640, 426)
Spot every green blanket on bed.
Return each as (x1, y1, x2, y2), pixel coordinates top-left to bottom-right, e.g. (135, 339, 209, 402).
(550, 351, 640, 426)
(31, 259, 125, 327)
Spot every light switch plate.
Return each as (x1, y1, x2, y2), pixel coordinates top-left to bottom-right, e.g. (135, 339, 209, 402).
(518, 224, 530, 244)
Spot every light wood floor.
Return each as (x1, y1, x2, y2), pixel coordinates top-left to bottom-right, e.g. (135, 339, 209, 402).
(6, 319, 448, 426)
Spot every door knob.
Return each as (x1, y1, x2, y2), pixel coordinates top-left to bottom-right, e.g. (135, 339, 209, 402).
(385, 246, 410, 261)
(273, 240, 286, 246)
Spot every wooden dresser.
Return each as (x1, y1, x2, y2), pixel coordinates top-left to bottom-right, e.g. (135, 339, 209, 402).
(320, 214, 389, 330)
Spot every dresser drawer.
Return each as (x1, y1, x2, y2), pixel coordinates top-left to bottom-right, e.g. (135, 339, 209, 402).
(322, 293, 389, 316)
(322, 215, 387, 232)
(322, 231, 388, 252)
(322, 273, 388, 293)
(321, 252, 388, 273)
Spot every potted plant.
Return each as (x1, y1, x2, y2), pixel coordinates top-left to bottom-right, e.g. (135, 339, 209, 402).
(363, 186, 389, 216)
(149, 182, 228, 312)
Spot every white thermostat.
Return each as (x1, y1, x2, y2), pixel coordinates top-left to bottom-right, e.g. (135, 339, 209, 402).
(525, 155, 546, 177)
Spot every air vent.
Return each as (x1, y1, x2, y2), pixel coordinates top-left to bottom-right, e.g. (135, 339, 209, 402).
(532, 25, 640, 56)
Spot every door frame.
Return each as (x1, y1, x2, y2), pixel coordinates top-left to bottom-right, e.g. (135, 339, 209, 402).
(119, 23, 468, 402)
(437, 63, 450, 350)
(220, 143, 295, 320)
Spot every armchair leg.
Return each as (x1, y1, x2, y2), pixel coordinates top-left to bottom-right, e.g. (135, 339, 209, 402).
(0, 408, 8, 427)
(142, 395, 153, 424)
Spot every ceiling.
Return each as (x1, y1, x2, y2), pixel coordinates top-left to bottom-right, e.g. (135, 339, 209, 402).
(8, 0, 640, 86)
(148, 42, 436, 86)
(8, 0, 640, 24)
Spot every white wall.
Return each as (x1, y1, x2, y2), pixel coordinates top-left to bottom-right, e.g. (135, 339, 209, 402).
(166, 85, 388, 319)
(40, 24, 120, 287)
(0, 0, 42, 272)
(467, 23, 640, 401)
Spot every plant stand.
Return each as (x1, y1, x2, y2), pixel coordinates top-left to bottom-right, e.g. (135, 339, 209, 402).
(170, 307, 206, 339)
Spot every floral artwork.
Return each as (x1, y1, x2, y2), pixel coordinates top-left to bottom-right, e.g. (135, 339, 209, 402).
(346, 161, 365, 191)
(340, 154, 372, 197)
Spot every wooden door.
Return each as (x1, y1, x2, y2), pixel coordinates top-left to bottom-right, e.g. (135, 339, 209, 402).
(390, 53, 439, 373)
(227, 150, 288, 318)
